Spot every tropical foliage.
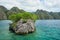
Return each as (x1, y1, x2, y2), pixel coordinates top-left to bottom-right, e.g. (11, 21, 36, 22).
(8, 12, 38, 22)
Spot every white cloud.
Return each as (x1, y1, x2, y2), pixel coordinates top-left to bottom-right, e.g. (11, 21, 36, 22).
(0, 0, 22, 9)
(44, 0, 60, 12)
(0, 0, 60, 12)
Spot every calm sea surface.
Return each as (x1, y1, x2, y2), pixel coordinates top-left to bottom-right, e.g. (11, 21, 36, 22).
(0, 20, 60, 40)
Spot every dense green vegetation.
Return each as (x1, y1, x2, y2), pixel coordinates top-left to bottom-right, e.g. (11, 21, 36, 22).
(8, 12, 38, 22)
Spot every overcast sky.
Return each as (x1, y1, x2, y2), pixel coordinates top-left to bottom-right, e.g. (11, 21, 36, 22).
(0, 0, 60, 12)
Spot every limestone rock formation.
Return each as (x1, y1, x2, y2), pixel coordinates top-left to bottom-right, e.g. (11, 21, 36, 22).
(0, 11, 7, 20)
(0, 6, 8, 20)
(9, 19, 35, 34)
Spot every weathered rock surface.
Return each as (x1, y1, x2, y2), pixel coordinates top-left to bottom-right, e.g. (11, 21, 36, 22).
(0, 6, 8, 20)
(0, 11, 7, 20)
(9, 19, 35, 34)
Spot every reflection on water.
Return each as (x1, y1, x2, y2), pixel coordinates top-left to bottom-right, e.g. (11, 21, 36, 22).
(0, 20, 60, 40)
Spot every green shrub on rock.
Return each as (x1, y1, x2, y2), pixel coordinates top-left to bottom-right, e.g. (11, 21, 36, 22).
(8, 12, 38, 22)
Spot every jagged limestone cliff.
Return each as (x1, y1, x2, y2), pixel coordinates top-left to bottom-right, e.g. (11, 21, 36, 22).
(0, 6, 8, 20)
(0, 11, 7, 20)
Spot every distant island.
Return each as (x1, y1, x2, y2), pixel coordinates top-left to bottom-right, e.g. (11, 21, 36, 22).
(35, 9, 60, 19)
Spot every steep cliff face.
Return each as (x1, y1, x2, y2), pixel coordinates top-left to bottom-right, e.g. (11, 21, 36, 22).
(0, 6, 8, 13)
(0, 6, 8, 20)
(7, 7, 25, 16)
(0, 11, 7, 20)
(35, 10, 53, 19)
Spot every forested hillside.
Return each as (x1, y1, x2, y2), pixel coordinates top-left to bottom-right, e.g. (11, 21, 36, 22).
(35, 9, 60, 19)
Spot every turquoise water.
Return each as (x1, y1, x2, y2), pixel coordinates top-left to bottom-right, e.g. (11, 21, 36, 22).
(0, 20, 60, 40)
